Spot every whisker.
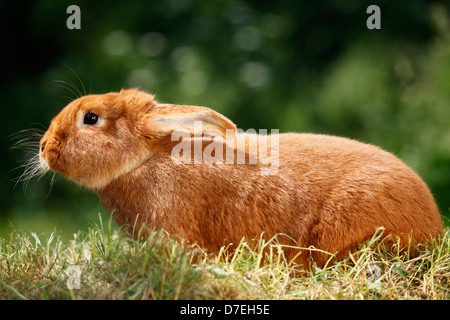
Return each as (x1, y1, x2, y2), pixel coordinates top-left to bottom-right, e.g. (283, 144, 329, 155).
(10, 128, 49, 192)
(10, 129, 44, 151)
(44, 172, 57, 199)
(52, 80, 81, 100)
(88, 68, 93, 95)
(61, 62, 87, 97)
(10, 127, 46, 138)
(51, 64, 92, 101)
(13, 154, 47, 191)
(56, 95, 76, 103)
(29, 123, 48, 132)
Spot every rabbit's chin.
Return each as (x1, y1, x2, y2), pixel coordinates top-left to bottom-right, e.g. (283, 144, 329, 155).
(50, 167, 113, 191)
(56, 153, 151, 191)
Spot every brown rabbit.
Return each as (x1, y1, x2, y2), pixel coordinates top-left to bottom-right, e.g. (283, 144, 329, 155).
(38, 88, 444, 268)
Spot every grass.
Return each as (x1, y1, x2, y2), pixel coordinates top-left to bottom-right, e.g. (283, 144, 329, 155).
(0, 215, 449, 300)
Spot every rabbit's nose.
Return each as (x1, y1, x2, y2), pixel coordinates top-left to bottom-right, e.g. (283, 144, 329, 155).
(40, 142, 46, 153)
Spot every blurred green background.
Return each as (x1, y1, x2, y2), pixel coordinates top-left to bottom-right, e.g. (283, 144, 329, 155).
(1, 0, 449, 240)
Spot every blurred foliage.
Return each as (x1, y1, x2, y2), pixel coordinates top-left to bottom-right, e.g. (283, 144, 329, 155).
(1, 0, 449, 236)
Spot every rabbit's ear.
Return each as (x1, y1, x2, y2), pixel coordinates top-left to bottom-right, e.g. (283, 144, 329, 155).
(140, 104, 237, 138)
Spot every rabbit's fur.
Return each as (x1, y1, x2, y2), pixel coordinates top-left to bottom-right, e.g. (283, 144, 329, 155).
(39, 89, 444, 268)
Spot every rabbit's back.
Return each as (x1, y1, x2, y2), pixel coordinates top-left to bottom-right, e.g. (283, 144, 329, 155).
(276, 134, 442, 265)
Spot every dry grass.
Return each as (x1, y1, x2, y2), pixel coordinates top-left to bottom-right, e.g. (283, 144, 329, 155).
(0, 216, 449, 300)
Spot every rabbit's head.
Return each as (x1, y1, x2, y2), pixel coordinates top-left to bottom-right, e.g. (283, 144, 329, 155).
(39, 89, 236, 189)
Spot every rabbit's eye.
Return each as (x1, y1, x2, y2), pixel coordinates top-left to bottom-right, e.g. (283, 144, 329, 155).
(83, 112, 99, 125)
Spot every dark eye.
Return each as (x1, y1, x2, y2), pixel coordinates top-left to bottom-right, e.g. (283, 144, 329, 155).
(83, 112, 99, 125)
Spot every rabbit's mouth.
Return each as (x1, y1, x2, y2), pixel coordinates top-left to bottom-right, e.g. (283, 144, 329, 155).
(38, 142, 50, 172)
(39, 153, 49, 171)
(40, 145, 64, 176)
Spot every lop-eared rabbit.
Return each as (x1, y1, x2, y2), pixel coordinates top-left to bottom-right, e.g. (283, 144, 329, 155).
(38, 89, 443, 268)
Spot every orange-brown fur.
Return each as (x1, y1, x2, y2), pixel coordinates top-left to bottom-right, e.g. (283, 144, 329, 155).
(40, 89, 444, 268)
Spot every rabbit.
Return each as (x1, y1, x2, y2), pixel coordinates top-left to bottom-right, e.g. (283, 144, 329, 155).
(38, 88, 444, 268)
